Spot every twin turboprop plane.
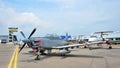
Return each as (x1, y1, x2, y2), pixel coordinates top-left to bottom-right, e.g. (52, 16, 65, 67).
(87, 31, 113, 49)
(19, 28, 85, 60)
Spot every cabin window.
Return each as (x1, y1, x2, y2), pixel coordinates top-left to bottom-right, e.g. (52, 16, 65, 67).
(115, 38, 120, 40)
(108, 38, 113, 40)
(90, 36, 97, 38)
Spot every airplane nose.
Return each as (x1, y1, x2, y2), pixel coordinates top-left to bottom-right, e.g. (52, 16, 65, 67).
(34, 39, 41, 45)
(22, 39, 30, 43)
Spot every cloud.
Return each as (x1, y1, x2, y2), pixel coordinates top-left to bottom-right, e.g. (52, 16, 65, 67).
(0, 7, 53, 29)
(0, 0, 120, 36)
(0, 4, 55, 35)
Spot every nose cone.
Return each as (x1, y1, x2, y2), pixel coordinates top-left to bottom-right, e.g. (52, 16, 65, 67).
(22, 39, 30, 43)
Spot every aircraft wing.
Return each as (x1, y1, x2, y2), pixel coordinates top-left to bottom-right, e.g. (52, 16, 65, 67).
(51, 41, 105, 49)
(52, 44, 85, 49)
(93, 31, 113, 34)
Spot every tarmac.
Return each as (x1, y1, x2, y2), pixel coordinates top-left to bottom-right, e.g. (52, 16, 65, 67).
(0, 44, 120, 68)
(0, 44, 15, 68)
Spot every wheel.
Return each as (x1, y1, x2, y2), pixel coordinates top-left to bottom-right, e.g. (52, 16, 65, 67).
(35, 58, 40, 60)
(60, 54, 66, 56)
(35, 55, 40, 60)
(84, 46, 87, 48)
(109, 46, 112, 49)
(89, 47, 92, 50)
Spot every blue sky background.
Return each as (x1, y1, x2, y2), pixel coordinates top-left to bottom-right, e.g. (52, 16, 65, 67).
(0, 0, 120, 38)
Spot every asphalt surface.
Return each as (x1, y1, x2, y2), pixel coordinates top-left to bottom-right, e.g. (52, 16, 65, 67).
(0, 44, 15, 68)
(0, 44, 120, 68)
(18, 45, 120, 68)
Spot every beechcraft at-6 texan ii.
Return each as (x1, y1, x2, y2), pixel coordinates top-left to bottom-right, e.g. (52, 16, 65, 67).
(18, 28, 113, 60)
(19, 28, 86, 60)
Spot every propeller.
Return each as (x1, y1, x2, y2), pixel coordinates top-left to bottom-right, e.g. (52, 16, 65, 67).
(28, 28, 36, 39)
(19, 28, 37, 53)
(19, 43, 26, 53)
(20, 31, 26, 38)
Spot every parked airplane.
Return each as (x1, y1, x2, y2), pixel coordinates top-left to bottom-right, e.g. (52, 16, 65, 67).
(87, 31, 113, 49)
(19, 28, 85, 60)
(105, 33, 120, 44)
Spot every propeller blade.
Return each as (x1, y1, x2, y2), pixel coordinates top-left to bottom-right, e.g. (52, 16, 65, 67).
(13, 35, 18, 41)
(20, 31, 26, 38)
(19, 43, 26, 53)
(28, 28, 36, 39)
(26, 43, 32, 47)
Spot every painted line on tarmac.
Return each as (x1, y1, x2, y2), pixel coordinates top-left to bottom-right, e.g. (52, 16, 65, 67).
(8, 45, 19, 68)
(14, 46, 18, 68)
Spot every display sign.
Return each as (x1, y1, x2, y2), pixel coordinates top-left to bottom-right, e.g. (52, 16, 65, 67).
(8, 27, 18, 32)
(60, 35, 71, 39)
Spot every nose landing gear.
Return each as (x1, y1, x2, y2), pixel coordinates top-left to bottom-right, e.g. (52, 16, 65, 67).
(34, 47, 41, 60)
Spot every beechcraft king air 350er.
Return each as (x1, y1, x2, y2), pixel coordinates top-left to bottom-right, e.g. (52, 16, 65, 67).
(19, 28, 86, 60)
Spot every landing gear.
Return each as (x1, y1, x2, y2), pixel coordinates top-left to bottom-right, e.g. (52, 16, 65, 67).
(89, 47, 92, 50)
(88, 45, 92, 50)
(60, 54, 66, 56)
(109, 46, 112, 49)
(35, 55, 40, 60)
(106, 40, 112, 49)
(84, 46, 87, 48)
(34, 47, 41, 60)
(108, 44, 112, 49)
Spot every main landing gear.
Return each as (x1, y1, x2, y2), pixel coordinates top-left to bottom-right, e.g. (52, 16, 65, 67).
(106, 40, 112, 49)
(109, 46, 112, 49)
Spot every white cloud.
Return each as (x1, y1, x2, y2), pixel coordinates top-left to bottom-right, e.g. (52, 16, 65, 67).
(15, 12, 43, 26)
(0, 7, 53, 29)
(0, 0, 120, 36)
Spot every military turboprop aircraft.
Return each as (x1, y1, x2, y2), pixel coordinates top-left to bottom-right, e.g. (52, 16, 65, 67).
(19, 28, 85, 60)
(87, 31, 113, 49)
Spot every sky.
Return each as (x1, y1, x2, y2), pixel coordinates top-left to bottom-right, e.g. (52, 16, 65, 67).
(0, 0, 120, 38)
